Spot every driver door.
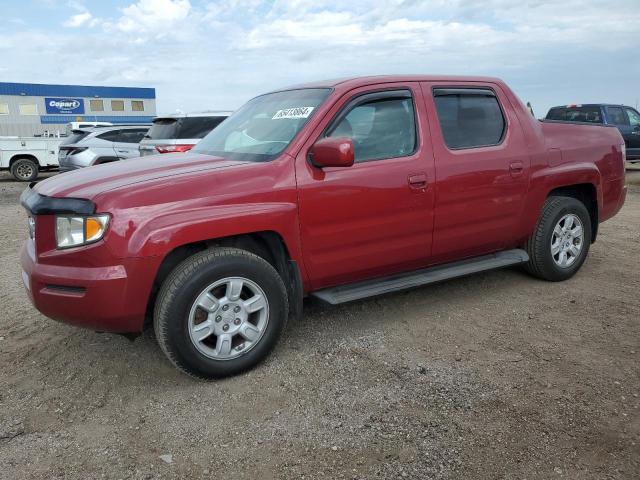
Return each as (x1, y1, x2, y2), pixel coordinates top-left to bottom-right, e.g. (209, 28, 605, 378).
(295, 84, 435, 290)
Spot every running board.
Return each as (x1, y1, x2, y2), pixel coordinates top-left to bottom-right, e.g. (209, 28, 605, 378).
(311, 249, 529, 305)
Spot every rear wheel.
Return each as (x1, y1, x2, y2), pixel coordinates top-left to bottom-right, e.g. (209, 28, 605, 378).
(154, 247, 288, 379)
(524, 195, 592, 281)
(10, 158, 39, 182)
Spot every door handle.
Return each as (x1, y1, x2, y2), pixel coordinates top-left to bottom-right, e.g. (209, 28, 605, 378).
(509, 161, 524, 176)
(408, 173, 428, 190)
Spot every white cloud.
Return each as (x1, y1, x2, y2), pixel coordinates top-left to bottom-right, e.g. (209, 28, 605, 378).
(63, 11, 93, 27)
(109, 0, 191, 34)
(7, 0, 640, 116)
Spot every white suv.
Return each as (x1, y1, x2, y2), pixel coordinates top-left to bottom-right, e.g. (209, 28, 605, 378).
(58, 125, 150, 171)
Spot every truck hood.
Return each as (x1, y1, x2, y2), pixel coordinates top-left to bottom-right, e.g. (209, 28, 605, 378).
(34, 152, 249, 200)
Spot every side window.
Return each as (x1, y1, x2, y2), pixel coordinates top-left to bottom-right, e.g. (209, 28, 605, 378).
(90, 99, 104, 112)
(625, 108, 640, 128)
(433, 89, 506, 149)
(97, 130, 121, 142)
(328, 94, 416, 162)
(180, 117, 226, 139)
(608, 107, 629, 126)
(118, 129, 147, 143)
(111, 100, 125, 111)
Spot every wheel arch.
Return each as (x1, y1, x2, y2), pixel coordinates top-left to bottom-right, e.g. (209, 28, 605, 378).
(94, 156, 120, 165)
(546, 183, 598, 243)
(144, 231, 303, 328)
(10, 154, 39, 167)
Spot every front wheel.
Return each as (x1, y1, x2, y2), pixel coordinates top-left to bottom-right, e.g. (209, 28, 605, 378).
(10, 158, 39, 182)
(154, 247, 288, 379)
(524, 195, 592, 281)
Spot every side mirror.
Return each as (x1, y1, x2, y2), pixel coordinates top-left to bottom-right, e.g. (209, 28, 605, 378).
(309, 137, 354, 168)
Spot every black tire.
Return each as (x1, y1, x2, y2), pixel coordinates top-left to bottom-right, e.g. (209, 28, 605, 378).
(524, 195, 592, 281)
(10, 158, 39, 182)
(154, 247, 288, 379)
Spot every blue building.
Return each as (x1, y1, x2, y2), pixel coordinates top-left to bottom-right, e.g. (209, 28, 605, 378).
(0, 82, 157, 136)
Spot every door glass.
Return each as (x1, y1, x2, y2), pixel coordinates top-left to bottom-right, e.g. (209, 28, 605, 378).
(97, 130, 121, 142)
(433, 91, 506, 149)
(625, 108, 640, 128)
(328, 97, 416, 162)
(608, 107, 629, 126)
(118, 130, 148, 143)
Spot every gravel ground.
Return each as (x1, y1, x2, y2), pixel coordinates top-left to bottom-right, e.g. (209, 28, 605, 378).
(1, 168, 639, 479)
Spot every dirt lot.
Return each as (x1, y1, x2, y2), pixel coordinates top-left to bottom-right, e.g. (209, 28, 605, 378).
(1, 168, 639, 480)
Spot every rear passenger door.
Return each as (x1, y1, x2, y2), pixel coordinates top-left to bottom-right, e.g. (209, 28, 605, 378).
(421, 83, 530, 263)
(113, 129, 148, 159)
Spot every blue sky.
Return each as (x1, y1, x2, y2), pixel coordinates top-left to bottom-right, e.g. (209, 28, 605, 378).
(3, 0, 639, 116)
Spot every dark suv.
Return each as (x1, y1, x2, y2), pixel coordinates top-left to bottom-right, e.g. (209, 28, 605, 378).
(546, 104, 640, 162)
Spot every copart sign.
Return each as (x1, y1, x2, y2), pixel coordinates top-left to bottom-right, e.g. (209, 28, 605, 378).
(45, 98, 85, 115)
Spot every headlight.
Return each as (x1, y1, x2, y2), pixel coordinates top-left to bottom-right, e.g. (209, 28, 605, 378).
(55, 214, 110, 249)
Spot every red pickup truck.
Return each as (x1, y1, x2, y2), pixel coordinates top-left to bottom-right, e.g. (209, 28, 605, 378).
(20, 76, 627, 378)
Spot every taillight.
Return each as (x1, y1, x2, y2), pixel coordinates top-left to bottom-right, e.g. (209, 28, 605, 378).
(60, 146, 88, 155)
(155, 144, 193, 154)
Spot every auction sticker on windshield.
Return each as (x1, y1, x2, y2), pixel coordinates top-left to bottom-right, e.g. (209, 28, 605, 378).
(272, 107, 314, 119)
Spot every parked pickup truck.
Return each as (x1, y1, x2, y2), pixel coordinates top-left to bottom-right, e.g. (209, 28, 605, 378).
(1, 136, 62, 181)
(545, 104, 640, 162)
(20, 75, 627, 379)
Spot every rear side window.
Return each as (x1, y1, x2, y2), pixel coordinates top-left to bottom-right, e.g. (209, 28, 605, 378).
(433, 89, 506, 149)
(328, 92, 416, 162)
(146, 118, 179, 139)
(97, 130, 122, 142)
(608, 107, 629, 126)
(118, 129, 148, 143)
(546, 106, 603, 123)
(179, 117, 226, 139)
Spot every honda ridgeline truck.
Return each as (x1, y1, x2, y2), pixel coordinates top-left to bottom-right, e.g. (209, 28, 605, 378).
(20, 76, 627, 378)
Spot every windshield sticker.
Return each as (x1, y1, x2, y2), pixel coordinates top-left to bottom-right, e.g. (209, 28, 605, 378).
(272, 107, 315, 119)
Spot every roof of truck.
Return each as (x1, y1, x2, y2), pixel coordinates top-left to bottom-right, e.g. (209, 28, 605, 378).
(272, 75, 504, 92)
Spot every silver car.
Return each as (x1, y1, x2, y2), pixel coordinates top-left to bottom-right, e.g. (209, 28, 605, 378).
(58, 125, 150, 171)
(138, 111, 231, 156)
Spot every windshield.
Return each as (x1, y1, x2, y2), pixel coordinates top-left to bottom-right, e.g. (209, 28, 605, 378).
(192, 88, 332, 161)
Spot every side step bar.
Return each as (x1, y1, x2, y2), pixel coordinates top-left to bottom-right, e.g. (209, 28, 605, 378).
(310, 249, 529, 305)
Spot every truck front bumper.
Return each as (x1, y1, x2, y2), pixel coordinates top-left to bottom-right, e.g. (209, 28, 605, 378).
(20, 239, 157, 333)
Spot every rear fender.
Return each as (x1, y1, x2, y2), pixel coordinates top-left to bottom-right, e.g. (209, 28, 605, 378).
(516, 162, 601, 241)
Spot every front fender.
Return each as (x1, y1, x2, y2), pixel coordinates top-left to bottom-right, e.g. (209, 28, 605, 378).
(124, 201, 302, 262)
